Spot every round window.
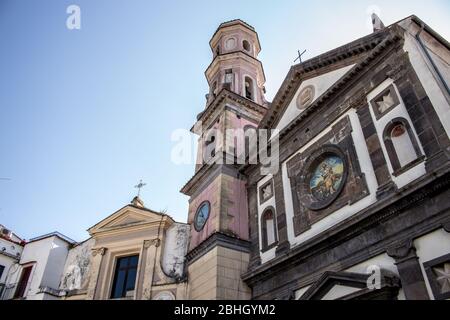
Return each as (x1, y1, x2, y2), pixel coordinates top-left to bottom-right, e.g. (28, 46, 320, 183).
(243, 40, 251, 52)
(194, 201, 210, 231)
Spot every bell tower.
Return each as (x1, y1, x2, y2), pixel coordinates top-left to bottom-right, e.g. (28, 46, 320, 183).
(206, 20, 268, 106)
(181, 20, 268, 300)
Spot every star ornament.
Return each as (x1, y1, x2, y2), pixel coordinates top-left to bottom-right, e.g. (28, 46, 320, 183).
(433, 262, 450, 294)
(376, 92, 395, 113)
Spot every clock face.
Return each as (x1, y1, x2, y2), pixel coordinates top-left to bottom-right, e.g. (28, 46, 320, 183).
(194, 202, 210, 231)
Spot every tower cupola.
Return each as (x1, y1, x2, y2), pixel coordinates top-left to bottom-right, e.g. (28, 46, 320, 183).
(205, 19, 267, 106)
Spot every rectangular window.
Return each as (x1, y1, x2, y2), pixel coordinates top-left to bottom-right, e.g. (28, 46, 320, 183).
(225, 69, 233, 83)
(0, 265, 5, 280)
(110, 255, 139, 299)
(14, 265, 33, 298)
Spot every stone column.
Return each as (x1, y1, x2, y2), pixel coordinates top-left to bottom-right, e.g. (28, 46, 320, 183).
(85, 247, 107, 300)
(387, 239, 429, 300)
(140, 238, 161, 300)
(273, 164, 290, 256)
(247, 183, 261, 270)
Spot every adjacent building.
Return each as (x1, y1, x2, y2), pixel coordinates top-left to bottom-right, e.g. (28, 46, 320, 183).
(0, 225, 24, 298)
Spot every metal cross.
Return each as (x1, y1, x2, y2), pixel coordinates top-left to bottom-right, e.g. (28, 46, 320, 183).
(294, 49, 307, 63)
(134, 179, 146, 197)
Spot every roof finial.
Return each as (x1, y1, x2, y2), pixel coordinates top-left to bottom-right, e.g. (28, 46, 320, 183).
(294, 49, 307, 64)
(131, 179, 146, 207)
(371, 13, 385, 32)
(134, 179, 146, 198)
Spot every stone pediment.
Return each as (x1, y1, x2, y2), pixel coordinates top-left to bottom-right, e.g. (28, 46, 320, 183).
(259, 29, 391, 131)
(88, 205, 170, 235)
(274, 63, 355, 133)
(298, 270, 401, 300)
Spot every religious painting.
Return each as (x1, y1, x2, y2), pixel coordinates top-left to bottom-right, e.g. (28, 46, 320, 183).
(309, 156, 344, 202)
(370, 84, 400, 119)
(296, 85, 315, 110)
(295, 145, 349, 212)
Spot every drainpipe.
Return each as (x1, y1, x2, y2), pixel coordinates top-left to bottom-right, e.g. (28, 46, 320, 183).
(415, 23, 450, 96)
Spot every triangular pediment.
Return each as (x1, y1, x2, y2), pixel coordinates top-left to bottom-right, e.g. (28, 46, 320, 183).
(259, 29, 391, 131)
(275, 64, 355, 132)
(88, 205, 170, 235)
(299, 270, 400, 300)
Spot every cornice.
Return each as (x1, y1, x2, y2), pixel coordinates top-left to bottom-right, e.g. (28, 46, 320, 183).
(192, 88, 268, 134)
(205, 51, 266, 83)
(186, 232, 251, 265)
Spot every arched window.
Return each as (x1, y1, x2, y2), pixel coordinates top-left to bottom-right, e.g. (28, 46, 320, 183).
(205, 133, 216, 159)
(244, 125, 257, 160)
(261, 207, 278, 252)
(383, 118, 422, 174)
(244, 77, 254, 101)
(243, 40, 251, 52)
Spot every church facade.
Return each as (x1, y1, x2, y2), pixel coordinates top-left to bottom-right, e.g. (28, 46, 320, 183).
(2, 14, 449, 301)
(182, 15, 450, 300)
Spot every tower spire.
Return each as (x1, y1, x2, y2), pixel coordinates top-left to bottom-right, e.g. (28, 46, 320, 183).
(371, 13, 385, 32)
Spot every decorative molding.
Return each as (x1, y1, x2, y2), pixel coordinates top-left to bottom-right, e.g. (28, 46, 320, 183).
(286, 116, 369, 236)
(186, 232, 251, 265)
(386, 239, 416, 262)
(259, 179, 274, 205)
(144, 238, 161, 249)
(91, 247, 107, 257)
(298, 270, 400, 300)
(423, 253, 450, 300)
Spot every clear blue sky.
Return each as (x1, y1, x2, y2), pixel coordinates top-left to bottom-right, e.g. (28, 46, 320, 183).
(1, 0, 449, 241)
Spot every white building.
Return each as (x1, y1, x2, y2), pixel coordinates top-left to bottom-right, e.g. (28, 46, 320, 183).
(0, 225, 24, 299)
(2, 232, 75, 300)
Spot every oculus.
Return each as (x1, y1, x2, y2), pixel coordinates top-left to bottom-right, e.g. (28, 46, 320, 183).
(194, 201, 210, 232)
(298, 145, 348, 211)
(296, 85, 315, 110)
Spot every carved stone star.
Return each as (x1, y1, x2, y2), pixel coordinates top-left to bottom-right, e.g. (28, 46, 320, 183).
(376, 92, 395, 113)
(433, 262, 450, 294)
(263, 185, 272, 200)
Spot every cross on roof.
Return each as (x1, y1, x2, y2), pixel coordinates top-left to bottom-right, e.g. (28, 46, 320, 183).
(134, 179, 146, 197)
(294, 49, 307, 64)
